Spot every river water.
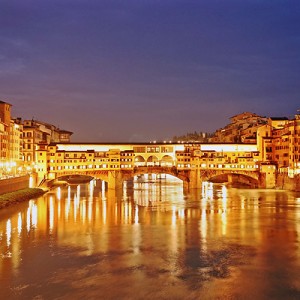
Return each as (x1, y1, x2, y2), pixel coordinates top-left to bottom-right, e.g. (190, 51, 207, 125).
(1, 175, 300, 300)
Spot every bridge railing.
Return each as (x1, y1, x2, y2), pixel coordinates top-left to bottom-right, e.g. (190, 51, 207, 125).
(198, 163, 259, 171)
(45, 161, 260, 181)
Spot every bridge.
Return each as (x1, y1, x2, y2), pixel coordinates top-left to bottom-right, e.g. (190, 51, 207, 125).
(35, 142, 275, 189)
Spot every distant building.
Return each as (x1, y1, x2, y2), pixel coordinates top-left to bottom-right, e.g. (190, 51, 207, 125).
(209, 112, 268, 143)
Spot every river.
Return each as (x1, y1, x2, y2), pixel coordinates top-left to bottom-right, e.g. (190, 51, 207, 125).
(1, 175, 300, 299)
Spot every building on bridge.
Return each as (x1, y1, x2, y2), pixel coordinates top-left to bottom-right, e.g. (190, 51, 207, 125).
(35, 142, 275, 189)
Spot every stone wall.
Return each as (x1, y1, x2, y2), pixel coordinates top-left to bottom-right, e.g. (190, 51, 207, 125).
(0, 175, 32, 195)
(276, 173, 300, 192)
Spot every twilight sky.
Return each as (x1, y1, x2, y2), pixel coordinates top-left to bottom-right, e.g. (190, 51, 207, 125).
(0, 0, 299, 142)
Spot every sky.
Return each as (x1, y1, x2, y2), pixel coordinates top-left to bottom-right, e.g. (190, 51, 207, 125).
(0, 0, 299, 142)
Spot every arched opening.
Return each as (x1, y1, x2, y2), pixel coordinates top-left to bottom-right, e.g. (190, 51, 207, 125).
(57, 174, 94, 184)
(208, 173, 258, 188)
(135, 155, 146, 166)
(147, 155, 159, 166)
(160, 155, 173, 167)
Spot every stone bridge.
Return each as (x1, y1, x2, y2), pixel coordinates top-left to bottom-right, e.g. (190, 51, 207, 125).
(50, 166, 262, 189)
(37, 142, 275, 190)
(199, 169, 261, 188)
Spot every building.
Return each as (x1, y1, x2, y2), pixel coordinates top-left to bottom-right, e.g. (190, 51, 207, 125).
(0, 100, 73, 178)
(256, 112, 300, 177)
(272, 112, 300, 177)
(9, 119, 23, 163)
(210, 112, 268, 143)
(0, 101, 12, 164)
(22, 119, 73, 164)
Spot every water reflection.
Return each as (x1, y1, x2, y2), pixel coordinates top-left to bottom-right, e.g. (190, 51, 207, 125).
(0, 177, 300, 299)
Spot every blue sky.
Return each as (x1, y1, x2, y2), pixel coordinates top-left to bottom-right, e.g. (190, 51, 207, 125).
(0, 0, 299, 142)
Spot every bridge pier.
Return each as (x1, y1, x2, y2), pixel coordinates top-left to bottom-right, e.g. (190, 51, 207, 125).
(108, 170, 123, 190)
(184, 169, 202, 190)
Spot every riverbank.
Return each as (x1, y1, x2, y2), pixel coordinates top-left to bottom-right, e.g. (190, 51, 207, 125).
(0, 188, 47, 209)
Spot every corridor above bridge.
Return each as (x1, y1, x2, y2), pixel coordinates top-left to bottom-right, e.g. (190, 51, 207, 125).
(34, 142, 276, 189)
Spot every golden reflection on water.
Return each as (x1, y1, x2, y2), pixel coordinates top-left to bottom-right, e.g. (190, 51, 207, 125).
(6, 219, 11, 248)
(49, 196, 54, 233)
(1, 176, 300, 299)
(17, 213, 22, 236)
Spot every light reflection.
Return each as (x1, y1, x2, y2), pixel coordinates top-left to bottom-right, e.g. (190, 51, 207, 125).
(89, 180, 94, 197)
(56, 187, 61, 200)
(102, 181, 106, 200)
(88, 199, 93, 223)
(31, 203, 38, 229)
(6, 219, 12, 247)
(221, 184, 227, 235)
(202, 181, 213, 200)
(58, 200, 61, 219)
(134, 205, 139, 224)
(77, 185, 81, 200)
(221, 184, 227, 201)
(241, 195, 246, 210)
(81, 201, 86, 224)
(124, 202, 129, 223)
(49, 197, 54, 232)
(74, 185, 81, 222)
(178, 209, 185, 220)
(26, 206, 30, 232)
(29, 175, 34, 188)
(172, 206, 176, 226)
(132, 215, 141, 255)
(123, 181, 127, 199)
(102, 199, 107, 224)
(74, 194, 78, 222)
(1, 176, 300, 296)
(67, 185, 71, 200)
(17, 213, 22, 236)
(65, 185, 71, 219)
(200, 208, 207, 253)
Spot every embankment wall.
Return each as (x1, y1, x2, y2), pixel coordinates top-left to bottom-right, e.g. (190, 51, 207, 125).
(0, 174, 38, 195)
(276, 173, 300, 192)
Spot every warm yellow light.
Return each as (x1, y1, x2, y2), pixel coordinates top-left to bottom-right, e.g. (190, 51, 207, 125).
(6, 219, 12, 247)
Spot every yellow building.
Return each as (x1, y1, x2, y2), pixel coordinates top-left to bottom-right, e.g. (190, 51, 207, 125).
(262, 112, 300, 177)
(9, 119, 23, 162)
(22, 119, 73, 165)
(0, 101, 12, 163)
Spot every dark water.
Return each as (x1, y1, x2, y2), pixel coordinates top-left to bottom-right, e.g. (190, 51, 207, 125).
(1, 175, 300, 300)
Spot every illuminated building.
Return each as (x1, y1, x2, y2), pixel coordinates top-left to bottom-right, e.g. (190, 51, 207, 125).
(35, 142, 276, 189)
(272, 111, 300, 177)
(0, 101, 72, 178)
(9, 118, 23, 163)
(210, 112, 268, 143)
(256, 112, 300, 177)
(1, 99, 299, 187)
(0, 101, 11, 163)
(22, 119, 73, 164)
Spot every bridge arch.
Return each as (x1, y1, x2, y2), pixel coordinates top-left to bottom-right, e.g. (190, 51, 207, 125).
(204, 171, 259, 188)
(134, 155, 146, 166)
(122, 166, 190, 184)
(147, 155, 159, 166)
(161, 155, 173, 166)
